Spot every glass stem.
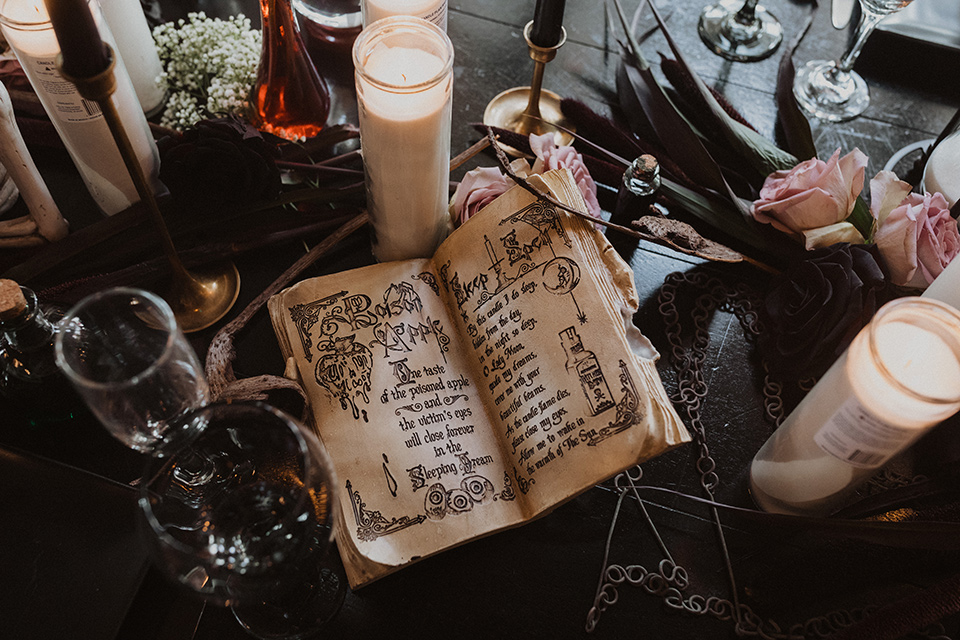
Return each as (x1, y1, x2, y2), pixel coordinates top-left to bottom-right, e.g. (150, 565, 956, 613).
(836, 6, 886, 73)
(734, 0, 759, 24)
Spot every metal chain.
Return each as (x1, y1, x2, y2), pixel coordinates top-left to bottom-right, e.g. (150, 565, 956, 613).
(585, 271, 950, 640)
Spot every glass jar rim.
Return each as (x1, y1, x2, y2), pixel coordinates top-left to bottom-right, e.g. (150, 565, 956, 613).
(867, 296, 960, 405)
(54, 287, 181, 391)
(353, 15, 454, 93)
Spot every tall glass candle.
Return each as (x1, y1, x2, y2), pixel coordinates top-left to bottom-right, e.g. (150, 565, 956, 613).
(353, 16, 453, 262)
(99, 0, 166, 116)
(750, 297, 960, 517)
(0, 0, 161, 216)
(923, 256, 960, 311)
(361, 0, 447, 31)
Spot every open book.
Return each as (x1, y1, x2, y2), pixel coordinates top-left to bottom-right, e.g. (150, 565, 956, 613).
(268, 169, 690, 588)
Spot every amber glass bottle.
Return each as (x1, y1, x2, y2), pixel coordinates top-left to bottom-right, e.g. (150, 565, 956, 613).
(253, 0, 331, 141)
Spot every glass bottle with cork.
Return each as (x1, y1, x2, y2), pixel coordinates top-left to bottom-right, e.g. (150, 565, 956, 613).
(612, 154, 661, 226)
(0, 279, 77, 422)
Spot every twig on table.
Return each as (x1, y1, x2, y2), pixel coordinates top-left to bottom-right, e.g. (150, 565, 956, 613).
(483, 125, 639, 238)
(450, 136, 491, 172)
(205, 212, 369, 405)
(275, 161, 364, 177)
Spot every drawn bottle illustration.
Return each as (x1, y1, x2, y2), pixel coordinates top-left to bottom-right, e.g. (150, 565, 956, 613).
(559, 327, 615, 415)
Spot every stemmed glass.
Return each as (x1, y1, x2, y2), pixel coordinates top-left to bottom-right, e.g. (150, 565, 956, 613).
(793, 0, 916, 122)
(698, 0, 783, 62)
(139, 401, 344, 639)
(54, 287, 209, 455)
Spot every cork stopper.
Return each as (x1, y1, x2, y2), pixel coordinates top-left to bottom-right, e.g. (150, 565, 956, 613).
(633, 154, 659, 178)
(0, 279, 27, 321)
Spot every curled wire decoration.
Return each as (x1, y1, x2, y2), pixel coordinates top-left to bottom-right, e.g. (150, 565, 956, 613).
(585, 271, 951, 639)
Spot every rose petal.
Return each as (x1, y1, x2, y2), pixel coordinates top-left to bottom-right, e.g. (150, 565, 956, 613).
(870, 170, 912, 225)
(801, 222, 866, 250)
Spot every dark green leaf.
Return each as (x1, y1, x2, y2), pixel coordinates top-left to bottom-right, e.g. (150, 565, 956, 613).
(846, 195, 876, 242)
(775, 6, 818, 161)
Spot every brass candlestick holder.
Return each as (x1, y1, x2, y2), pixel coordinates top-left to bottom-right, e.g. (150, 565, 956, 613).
(58, 46, 240, 333)
(483, 21, 574, 152)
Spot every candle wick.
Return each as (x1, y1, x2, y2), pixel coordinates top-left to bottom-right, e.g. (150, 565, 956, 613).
(401, 73, 407, 83)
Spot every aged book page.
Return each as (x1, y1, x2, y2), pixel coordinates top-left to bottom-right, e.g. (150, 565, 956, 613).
(269, 259, 524, 587)
(269, 169, 689, 587)
(431, 170, 690, 517)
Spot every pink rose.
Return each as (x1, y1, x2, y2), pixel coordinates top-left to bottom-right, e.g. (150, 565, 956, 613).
(875, 190, 960, 288)
(450, 166, 513, 227)
(529, 133, 603, 221)
(751, 148, 868, 234)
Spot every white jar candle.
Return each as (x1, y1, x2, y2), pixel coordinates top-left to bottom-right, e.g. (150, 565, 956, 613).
(923, 254, 960, 311)
(922, 130, 960, 209)
(362, 0, 447, 31)
(353, 16, 453, 262)
(750, 297, 960, 517)
(0, 0, 161, 216)
(99, 0, 166, 116)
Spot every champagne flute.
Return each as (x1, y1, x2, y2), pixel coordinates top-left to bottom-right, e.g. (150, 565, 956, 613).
(54, 287, 209, 455)
(793, 0, 916, 122)
(139, 401, 345, 639)
(698, 0, 783, 62)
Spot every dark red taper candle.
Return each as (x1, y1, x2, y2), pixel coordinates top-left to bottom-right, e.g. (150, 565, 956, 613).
(529, 0, 566, 48)
(43, 0, 109, 78)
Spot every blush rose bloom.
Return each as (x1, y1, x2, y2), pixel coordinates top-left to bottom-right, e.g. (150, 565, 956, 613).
(450, 133, 603, 227)
(751, 148, 868, 234)
(529, 133, 603, 220)
(449, 166, 513, 227)
(874, 188, 960, 288)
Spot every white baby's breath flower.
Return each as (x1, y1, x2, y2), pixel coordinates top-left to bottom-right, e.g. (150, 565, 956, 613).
(152, 12, 261, 130)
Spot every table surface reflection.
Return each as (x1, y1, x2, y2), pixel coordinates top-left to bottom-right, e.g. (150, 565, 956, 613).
(2, 0, 960, 638)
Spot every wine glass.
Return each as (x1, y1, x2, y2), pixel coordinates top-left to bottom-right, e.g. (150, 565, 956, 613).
(793, 0, 916, 122)
(698, 0, 783, 62)
(139, 401, 345, 639)
(54, 287, 209, 455)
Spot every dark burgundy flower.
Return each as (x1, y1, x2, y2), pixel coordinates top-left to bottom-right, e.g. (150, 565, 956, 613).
(157, 116, 281, 211)
(759, 243, 886, 378)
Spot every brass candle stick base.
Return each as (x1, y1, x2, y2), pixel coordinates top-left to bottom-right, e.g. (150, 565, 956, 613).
(483, 21, 575, 154)
(58, 47, 239, 333)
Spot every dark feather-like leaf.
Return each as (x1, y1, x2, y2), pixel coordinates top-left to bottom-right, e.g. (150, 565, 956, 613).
(659, 55, 758, 134)
(775, 6, 818, 161)
(641, 0, 798, 180)
(612, 0, 729, 195)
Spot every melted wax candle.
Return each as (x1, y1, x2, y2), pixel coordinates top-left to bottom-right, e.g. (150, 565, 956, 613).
(750, 297, 960, 517)
(354, 17, 453, 262)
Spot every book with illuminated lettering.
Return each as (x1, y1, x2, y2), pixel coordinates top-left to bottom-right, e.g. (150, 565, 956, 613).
(268, 169, 690, 588)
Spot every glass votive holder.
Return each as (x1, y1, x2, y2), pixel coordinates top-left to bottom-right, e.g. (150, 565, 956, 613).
(294, 0, 362, 79)
(353, 16, 454, 262)
(361, 0, 447, 31)
(750, 297, 960, 517)
(922, 128, 960, 209)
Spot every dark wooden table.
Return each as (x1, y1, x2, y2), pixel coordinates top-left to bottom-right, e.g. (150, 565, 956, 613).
(3, 0, 960, 638)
